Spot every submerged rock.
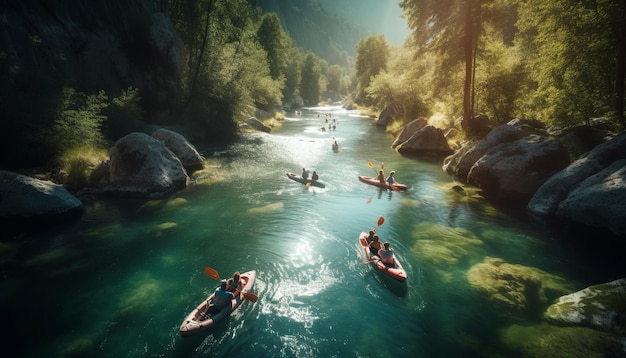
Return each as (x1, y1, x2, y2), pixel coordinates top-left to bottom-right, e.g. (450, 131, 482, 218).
(467, 257, 574, 318)
(499, 323, 625, 358)
(544, 278, 626, 335)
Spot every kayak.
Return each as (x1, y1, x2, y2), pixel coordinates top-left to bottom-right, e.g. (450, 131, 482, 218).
(359, 232, 407, 282)
(179, 270, 256, 336)
(286, 172, 326, 188)
(358, 175, 407, 191)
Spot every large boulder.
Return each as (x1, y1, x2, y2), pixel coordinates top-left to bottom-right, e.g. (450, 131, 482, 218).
(0, 170, 84, 238)
(376, 105, 400, 127)
(529, 132, 626, 216)
(555, 160, 626, 236)
(391, 118, 428, 148)
(108, 132, 188, 198)
(244, 117, 272, 133)
(544, 278, 626, 335)
(396, 125, 454, 157)
(151, 128, 204, 173)
(467, 135, 570, 203)
(443, 123, 528, 181)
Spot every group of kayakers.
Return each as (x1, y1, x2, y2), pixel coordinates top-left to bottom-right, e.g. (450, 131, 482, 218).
(208, 272, 243, 314)
(365, 229, 396, 267)
(301, 167, 319, 182)
(376, 169, 398, 187)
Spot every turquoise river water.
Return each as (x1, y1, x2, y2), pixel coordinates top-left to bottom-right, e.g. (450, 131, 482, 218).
(1, 106, 623, 357)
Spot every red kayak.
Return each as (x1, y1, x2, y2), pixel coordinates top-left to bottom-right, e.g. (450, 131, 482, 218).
(358, 176, 407, 191)
(359, 232, 407, 282)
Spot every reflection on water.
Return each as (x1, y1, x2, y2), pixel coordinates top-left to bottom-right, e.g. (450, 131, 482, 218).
(1, 106, 624, 357)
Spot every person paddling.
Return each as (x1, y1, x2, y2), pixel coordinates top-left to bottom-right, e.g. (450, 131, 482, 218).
(378, 242, 396, 268)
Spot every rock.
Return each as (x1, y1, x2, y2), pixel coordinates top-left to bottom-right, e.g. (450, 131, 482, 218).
(500, 323, 625, 358)
(529, 132, 626, 216)
(108, 132, 188, 198)
(544, 278, 626, 335)
(376, 105, 400, 127)
(151, 128, 204, 173)
(396, 125, 454, 157)
(556, 160, 626, 236)
(391, 118, 428, 148)
(443, 124, 528, 181)
(0, 170, 84, 237)
(467, 257, 574, 318)
(244, 117, 272, 133)
(467, 135, 570, 204)
(462, 112, 492, 138)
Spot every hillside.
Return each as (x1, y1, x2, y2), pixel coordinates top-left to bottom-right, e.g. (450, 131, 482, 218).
(251, 0, 410, 67)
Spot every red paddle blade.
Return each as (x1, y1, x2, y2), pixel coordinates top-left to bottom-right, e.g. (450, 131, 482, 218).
(203, 267, 220, 280)
(377, 216, 385, 226)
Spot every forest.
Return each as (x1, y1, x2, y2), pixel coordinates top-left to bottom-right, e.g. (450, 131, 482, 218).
(0, 0, 625, 184)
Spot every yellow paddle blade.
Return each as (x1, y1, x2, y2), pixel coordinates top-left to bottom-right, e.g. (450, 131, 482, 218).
(368, 162, 374, 168)
(203, 267, 220, 280)
(377, 216, 385, 226)
(306, 181, 312, 188)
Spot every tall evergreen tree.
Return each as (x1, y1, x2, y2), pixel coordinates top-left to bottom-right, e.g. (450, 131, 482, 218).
(300, 53, 321, 106)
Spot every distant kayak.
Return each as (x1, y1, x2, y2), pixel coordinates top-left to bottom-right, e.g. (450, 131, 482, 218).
(358, 175, 407, 191)
(286, 173, 326, 188)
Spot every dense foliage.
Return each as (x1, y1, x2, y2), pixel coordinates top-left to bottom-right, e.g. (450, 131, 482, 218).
(354, 0, 626, 130)
(0, 0, 352, 171)
(3, 0, 623, 172)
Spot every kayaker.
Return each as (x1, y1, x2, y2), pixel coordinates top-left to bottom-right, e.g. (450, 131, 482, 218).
(378, 242, 395, 267)
(386, 171, 397, 186)
(301, 168, 309, 180)
(369, 235, 383, 256)
(366, 230, 376, 243)
(213, 280, 234, 309)
(376, 169, 385, 184)
(311, 171, 319, 181)
(226, 272, 242, 293)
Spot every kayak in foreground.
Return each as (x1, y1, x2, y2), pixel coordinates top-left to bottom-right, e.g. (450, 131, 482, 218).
(359, 232, 407, 283)
(358, 176, 407, 191)
(179, 270, 257, 337)
(286, 172, 326, 188)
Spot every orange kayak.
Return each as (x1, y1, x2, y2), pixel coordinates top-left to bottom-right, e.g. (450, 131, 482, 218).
(359, 232, 407, 282)
(358, 176, 407, 191)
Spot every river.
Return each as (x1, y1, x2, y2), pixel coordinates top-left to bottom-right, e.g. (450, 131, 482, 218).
(1, 105, 623, 357)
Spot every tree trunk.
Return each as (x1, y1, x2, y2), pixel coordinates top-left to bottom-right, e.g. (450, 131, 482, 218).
(615, 1, 626, 125)
(463, 0, 474, 130)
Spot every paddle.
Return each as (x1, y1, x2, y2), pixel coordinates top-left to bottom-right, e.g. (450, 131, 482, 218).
(203, 267, 258, 303)
(367, 161, 378, 175)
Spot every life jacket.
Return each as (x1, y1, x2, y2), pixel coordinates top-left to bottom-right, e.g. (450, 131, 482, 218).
(379, 249, 394, 265)
(213, 289, 232, 308)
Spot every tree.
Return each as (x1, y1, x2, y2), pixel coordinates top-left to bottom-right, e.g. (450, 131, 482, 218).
(354, 35, 390, 104)
(516, 0, 624, 126)
(400, 0, 482, 130)
(326, 64, 343, 94)
(257, 13, 289, 80)
(300, 52, 321, 106)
